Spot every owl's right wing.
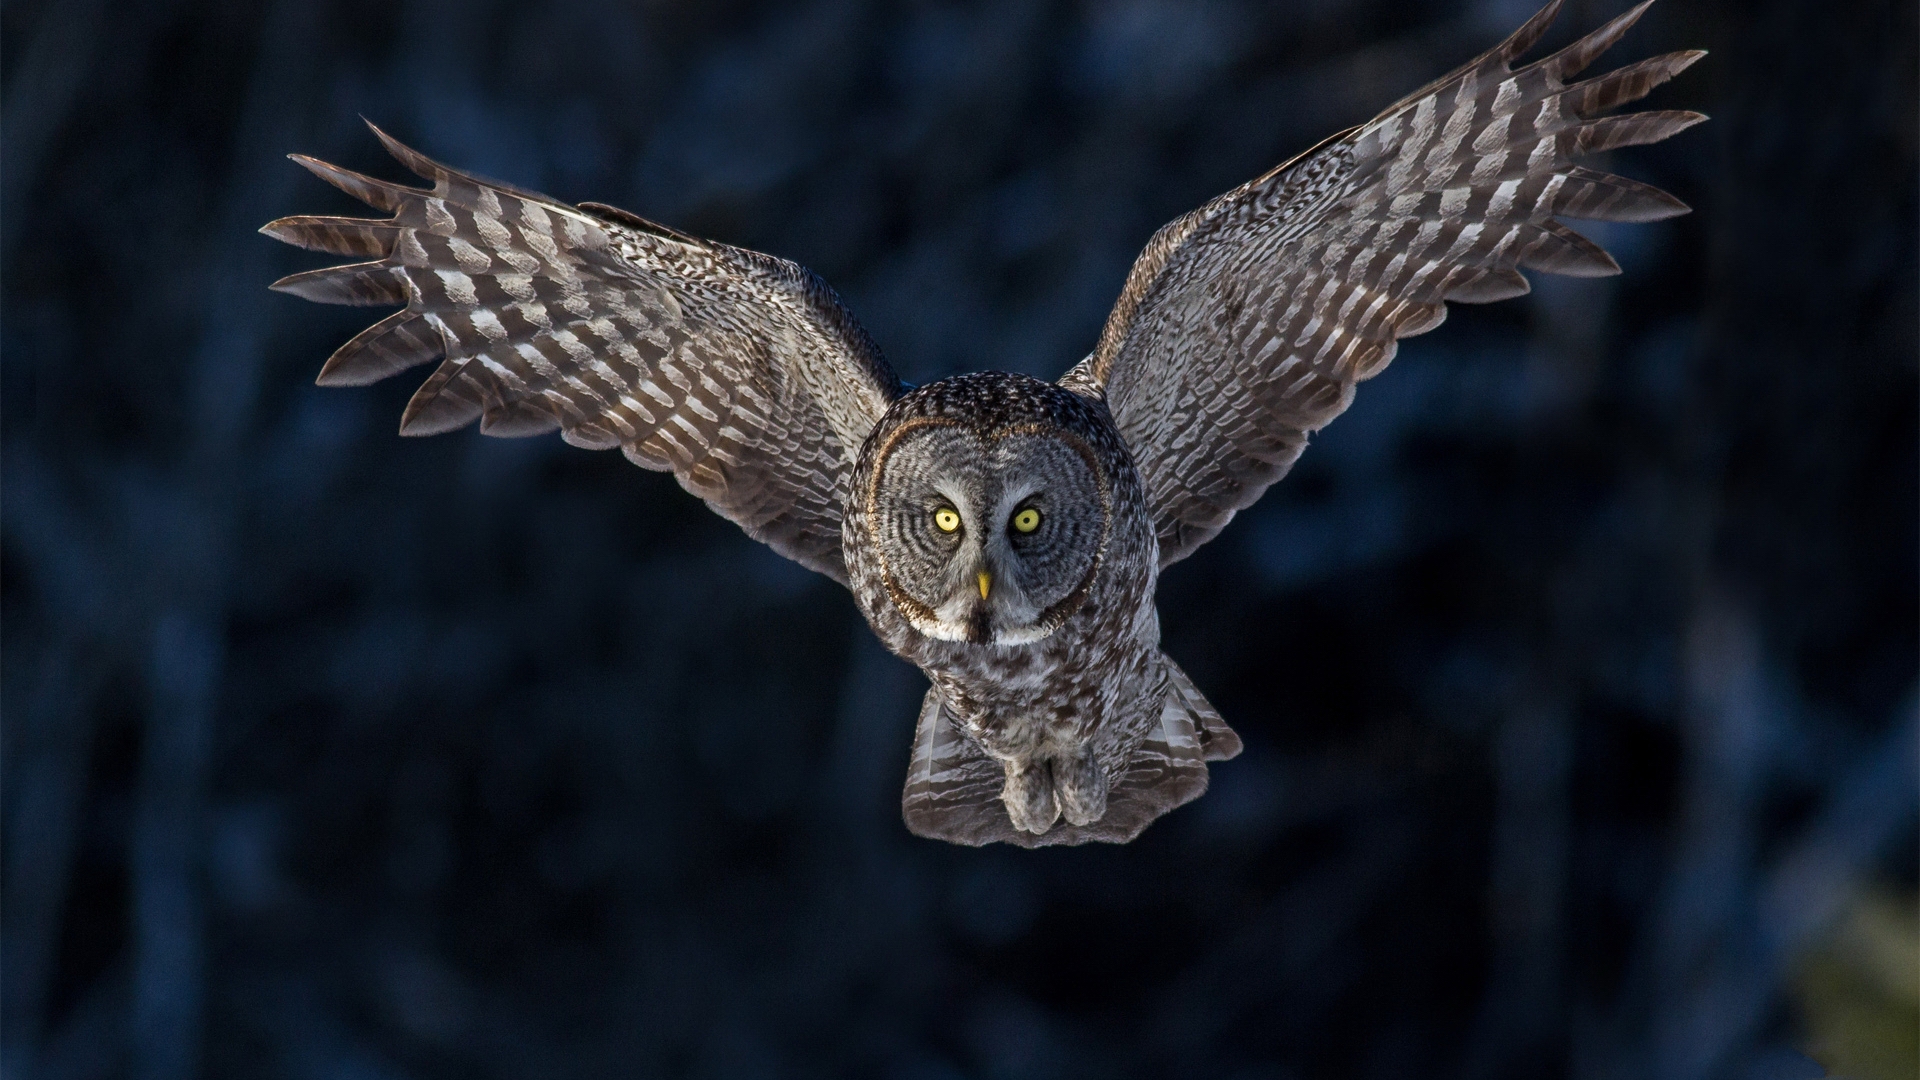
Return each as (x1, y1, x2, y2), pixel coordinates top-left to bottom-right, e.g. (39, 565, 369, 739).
(264, 123, 900, 585)
(1067, 0, 1703, 567)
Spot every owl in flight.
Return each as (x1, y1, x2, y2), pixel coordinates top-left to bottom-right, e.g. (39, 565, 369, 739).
(265, 1, 1701, 846)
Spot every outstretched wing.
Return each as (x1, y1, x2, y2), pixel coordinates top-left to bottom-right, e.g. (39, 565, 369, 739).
(264, 123, 900, 584)
(1068, 0, 1704, 567)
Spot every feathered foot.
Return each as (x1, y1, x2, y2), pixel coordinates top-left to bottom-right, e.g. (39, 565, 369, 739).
(1001, 759, 1061, 834)
(1053, 745, 1109, 827)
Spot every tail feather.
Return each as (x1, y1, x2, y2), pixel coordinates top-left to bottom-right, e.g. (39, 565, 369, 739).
(900, 689, 1009, 846)
(900, 652, 1235, 847)
(1162, 655, 1242, 762)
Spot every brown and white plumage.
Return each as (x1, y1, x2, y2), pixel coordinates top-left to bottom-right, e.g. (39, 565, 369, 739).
(265, 0, 1701, 846)
(900, 652, 1235, 847)
(264, 126, 899, 583)
(1070, 0, 1704, 564)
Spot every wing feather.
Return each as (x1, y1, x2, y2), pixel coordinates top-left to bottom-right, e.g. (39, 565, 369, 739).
(264, 122, 901, 583)
(1073, 1, 1704, 566)
(314, 309, 442, 386)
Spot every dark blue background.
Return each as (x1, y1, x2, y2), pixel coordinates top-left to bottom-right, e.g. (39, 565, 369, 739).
(3, 1, 1914, 1077)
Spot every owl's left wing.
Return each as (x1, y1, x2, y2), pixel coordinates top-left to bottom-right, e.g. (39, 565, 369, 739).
(264, 124, 900, 584)
(1068, 0, 1703, 567)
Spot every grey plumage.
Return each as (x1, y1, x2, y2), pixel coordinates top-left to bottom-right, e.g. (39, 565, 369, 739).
(1070, 0, 1703, 564)
(264, 0, 1700, 846)
(842, 372, 1232, 846)
(265, 128, 896, 583)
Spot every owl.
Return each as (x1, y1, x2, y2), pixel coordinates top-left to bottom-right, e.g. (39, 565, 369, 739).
(264, 1, 1702, 846)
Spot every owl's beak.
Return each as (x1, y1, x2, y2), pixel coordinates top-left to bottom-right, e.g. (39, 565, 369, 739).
(977, 570, 992, 600)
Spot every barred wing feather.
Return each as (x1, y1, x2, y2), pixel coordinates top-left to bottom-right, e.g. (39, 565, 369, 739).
(264, 123, 900, 584)
(1074, 0, 1705, 567)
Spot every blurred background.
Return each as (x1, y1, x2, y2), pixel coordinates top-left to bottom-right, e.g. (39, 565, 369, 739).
(3, 0, 1914, 1077)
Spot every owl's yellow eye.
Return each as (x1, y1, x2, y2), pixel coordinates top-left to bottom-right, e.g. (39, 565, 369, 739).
(1011, 508, 1041, 533)
(933, 507, 961, 533)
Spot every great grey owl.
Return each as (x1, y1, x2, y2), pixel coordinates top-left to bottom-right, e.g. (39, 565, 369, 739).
(264, 1, 1702, 846)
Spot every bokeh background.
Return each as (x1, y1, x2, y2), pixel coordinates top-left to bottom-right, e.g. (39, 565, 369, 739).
(3, 0, 1914, 1077)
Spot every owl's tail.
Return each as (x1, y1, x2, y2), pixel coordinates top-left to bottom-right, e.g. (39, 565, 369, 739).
(1161, 654, 1242, 763)
(899, 654, 1240, 848)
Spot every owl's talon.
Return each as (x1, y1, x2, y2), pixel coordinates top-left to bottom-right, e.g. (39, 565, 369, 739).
(1055, 746, 1108, 827)
(1002, 761, 1060, 834)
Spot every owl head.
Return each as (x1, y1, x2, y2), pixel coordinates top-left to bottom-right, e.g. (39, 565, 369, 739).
(857, 374, 1115, 646)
